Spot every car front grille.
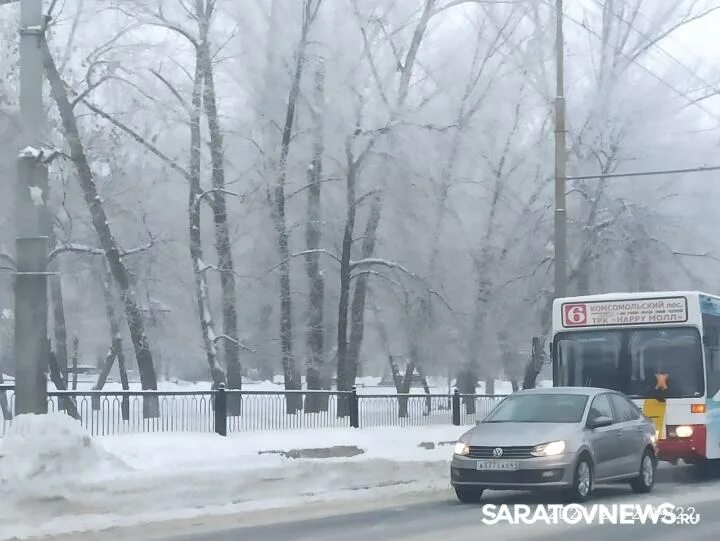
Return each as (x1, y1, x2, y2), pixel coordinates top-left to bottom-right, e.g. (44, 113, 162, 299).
(452, 468, 565, 484)
(467, 446, 534, 459)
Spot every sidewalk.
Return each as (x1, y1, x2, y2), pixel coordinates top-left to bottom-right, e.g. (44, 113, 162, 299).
(0, 413, 467, 539)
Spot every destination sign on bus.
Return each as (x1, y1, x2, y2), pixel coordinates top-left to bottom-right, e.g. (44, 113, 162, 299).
(561, 297, 688, 328)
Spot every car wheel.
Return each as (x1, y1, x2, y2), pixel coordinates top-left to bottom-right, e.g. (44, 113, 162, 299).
(630, 449, 656, 493)
(564, 456, 593, 502)
(454, 486, 484, 503)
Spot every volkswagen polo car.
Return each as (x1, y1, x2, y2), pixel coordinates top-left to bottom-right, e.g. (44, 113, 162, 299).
(450, 387, 657, 502)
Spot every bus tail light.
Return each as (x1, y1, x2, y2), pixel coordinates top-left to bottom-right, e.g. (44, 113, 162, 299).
(667, 425, 694, 438)
(691, 404, 706, 414)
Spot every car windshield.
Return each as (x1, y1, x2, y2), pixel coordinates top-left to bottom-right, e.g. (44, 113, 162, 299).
(554, 327, 704, 399)
(483, 393, 588, 423)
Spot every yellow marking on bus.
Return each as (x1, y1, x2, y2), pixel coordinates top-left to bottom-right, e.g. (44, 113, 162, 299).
(643, 399, 667, 439)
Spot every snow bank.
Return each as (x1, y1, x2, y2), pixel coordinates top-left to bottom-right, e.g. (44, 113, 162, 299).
(0, 422, 467, 539)
(0, 414, 128, 498)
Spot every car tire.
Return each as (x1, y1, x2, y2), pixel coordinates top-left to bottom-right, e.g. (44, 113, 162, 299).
(563, 456, 593, 502)
(630, 449, 656, 493)
(454, 486, 484, 503)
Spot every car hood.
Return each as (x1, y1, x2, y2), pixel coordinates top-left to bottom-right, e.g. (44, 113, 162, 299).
(464, 422, 579, 447)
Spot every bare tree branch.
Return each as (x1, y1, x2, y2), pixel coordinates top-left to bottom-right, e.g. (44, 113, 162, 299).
(196, 261, 251, 285)
(193, 188, 240, 212)
(59, 0, 84, 73)
(82, 99, 190, 180)
(356, 188, 383, 207)
(48, 239, 155, 262)
(212, 335, 256, 353)
(114, 3, 199, 48)
(350, 269, 402, 288)
(286, 177, 341, 200)
(294, 249, 341, 264)
(349, 258, 420, 281)
(495, 257, 553, 291)
(70, 75, 112, 109)
(48, 243, 104, 259)
(150, 68, 190, 111)
(263, 249, 342, 276)
(669, 250, 720, 265)
(121, 240, 155, 257)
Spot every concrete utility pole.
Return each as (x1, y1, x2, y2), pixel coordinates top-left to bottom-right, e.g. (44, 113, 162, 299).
(15, 0, 49, 414)
(553, 0, 567, 300)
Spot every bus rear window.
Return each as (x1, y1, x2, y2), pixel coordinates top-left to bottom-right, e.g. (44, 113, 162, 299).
(554, 327, 704, 399)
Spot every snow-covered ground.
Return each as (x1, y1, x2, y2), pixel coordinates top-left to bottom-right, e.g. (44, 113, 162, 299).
(3, 374, 546, 394)
(1, 378, 551, 437)
(0, 413, 469, 540)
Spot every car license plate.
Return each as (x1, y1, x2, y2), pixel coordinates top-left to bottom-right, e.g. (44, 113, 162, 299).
(476, 460, 519, 471)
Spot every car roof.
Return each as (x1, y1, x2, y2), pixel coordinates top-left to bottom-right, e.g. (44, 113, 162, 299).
(513, 386, 617, 397)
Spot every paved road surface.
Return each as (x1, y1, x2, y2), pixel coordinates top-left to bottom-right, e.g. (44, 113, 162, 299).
(50, 464, 720, 541)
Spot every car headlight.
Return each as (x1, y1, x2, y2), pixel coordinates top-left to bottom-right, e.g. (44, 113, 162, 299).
(651, 430, 658, 445)
(675, 425, 693, 438)
(454, 442, 470, 456)
(531, 440, 566, 457)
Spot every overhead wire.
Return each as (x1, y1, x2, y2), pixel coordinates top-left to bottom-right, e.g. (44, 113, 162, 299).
(537, 0, 720, 124)
(587, 0, 720, 101)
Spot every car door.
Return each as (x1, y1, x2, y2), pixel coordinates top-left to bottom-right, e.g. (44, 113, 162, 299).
(608, 393, 643, 476)
(609, 393, 640, 475)
(585, 393, 621, 480)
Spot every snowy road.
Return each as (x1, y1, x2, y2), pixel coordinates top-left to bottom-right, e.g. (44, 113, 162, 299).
(5, 419, 720, 540)
(51, 464, 720, 541)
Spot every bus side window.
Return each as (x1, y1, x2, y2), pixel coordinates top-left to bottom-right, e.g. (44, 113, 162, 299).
(702, 314, 720, 398)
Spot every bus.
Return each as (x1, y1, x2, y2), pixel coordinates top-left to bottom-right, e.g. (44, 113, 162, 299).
(552, 291, 720, 466)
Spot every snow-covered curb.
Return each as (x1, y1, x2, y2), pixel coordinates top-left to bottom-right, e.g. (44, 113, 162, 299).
(0, 414, 467, 540)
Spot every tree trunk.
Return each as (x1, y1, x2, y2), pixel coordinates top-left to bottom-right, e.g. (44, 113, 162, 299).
(346, 196, 382, 386)
(46, 142, 70, 406)
(71, 336, 79, 391)
(49, 275, 69, 392)
(272, 8, 317, 415)
(47, 343, 79, 419)
(336, 150, 358, 417)
(304, 61, 328, 414)
(189, 51, 225, 391)
(0, 370, 11, 421)
(42, 38, 159, 417)
(336, 1, 435, 404)
(91, 346, 116, 411)
(522, 337, 545, 390)
(389, 356, 415, 418)
(197, 17, 242, 412)
(457, 366, 478, 414)
(98, 261, 130, 419)
(415, 365, 432, 416)
(115, 337, 130, 420)
(397, 361, 414, 418)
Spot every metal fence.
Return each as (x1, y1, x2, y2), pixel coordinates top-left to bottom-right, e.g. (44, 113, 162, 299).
(0, 385, 506, 437)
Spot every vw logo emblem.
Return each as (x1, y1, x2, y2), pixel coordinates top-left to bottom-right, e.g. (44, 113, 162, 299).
(493, 447, 503, 457)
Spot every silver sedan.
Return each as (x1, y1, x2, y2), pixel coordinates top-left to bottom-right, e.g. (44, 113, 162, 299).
(450, 387, 657, 502)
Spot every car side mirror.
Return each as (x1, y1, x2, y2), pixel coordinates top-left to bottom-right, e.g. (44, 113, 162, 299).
(587, 416, 612, 429)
